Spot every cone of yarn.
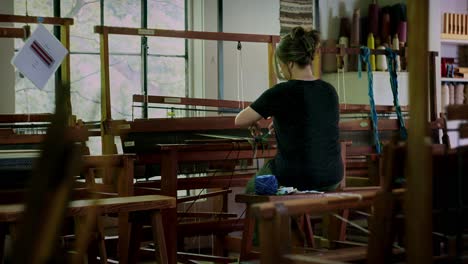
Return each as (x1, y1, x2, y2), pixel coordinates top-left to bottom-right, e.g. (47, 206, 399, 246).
(351, 9, 360, 46)
(322, 39, 338, 73)
(338, 36, 349, 71)
(465, 84, 468, 104)
(368, 3, 379, 38)
(455, 83, 465, 104)
(381, 13, 391, 44)
(441, 83, 449, 112)
(376, 45, 387, 71)
(398, 21, 407, 44)
(255, 175, 278, 195)
(367, 33, 376, 71)
(339, 17, 351, 38)
(392, 34, 401, 71)
(448, 83, 455, 105)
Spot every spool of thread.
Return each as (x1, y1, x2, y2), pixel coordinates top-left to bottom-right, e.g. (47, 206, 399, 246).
(441, 83, 449, 112)
(376, 45, 387, 71)
(322, 39, 338, 73)
(368, 2, 379, 39)
(398, 21, 407, 44)
(351, 9, 361, 46)
(367, 33, 376, 71)
(338, 36, 349, 71)
(392, 34, 401, 71)
(455, 83, 465, 104)
(381, 13, 391, 44)
(448, 83, 455, 105)
(255, 174, 278, 195)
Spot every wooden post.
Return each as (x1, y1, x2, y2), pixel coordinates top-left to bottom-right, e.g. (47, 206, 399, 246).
(268, 42, 277, 87)
(406, 1, 432, 263)
(99, 27, 116, 155)
(60, 24, 73, 126)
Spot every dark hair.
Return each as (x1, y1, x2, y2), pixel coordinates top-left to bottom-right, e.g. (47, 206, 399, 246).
(275, 27, 320, 78)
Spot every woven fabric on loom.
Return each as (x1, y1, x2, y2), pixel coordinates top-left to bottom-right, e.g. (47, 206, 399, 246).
(280, 0, 316, 36)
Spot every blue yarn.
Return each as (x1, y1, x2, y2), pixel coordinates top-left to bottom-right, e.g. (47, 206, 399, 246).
(385, 47, 408, 140)
(255, 175, 278, 195)
(359, 47, 381, 154)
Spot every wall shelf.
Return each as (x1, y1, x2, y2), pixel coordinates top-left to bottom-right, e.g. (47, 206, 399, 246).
(441, 37, 468, 45)
(441, 77, 468, 82)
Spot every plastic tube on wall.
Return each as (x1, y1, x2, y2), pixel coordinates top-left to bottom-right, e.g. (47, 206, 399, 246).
(441, 83, 449, 112)
(367, 33, 376, 71)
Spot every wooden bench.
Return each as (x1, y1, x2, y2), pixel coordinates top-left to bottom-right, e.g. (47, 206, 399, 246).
(0, 194, 176, 264)
(249, 189, 405, 264)
(235, 186, 381, 261)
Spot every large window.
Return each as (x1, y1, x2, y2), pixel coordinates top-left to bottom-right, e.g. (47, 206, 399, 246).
(14, 0, 187, 122)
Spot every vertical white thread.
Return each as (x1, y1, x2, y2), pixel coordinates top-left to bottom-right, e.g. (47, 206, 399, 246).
(239, 47, 245, 109)
(237, 49, 241, 109)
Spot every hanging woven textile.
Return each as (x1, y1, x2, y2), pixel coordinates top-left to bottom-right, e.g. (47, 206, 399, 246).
(359, 46, 381, 154)
(279, 0, 318, 36)
(385, 47, 408, 140)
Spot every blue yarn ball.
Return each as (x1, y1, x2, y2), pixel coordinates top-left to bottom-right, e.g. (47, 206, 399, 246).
(255, 175, 278, 195)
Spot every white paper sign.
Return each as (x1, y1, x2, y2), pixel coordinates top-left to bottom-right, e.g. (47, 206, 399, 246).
(11, 24, 68, 90)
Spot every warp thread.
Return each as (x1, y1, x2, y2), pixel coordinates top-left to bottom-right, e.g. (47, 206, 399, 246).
(255, 174, 278, 195)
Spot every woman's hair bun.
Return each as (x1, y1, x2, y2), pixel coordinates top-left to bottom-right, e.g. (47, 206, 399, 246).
(290, 26, 305, 39)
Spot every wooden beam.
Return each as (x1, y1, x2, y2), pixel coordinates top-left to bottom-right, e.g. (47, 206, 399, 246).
(94, 26, 280, 43)
(0, 27, 26, 38)
(0, 14, 73, 25)
(0, 114, 52, 123)
(406, 0, 432, 263)
(132, 95, 409, 113)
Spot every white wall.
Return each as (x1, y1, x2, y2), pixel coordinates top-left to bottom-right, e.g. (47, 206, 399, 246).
(0, 0, 16, 113)
(221, 0, 280, 101)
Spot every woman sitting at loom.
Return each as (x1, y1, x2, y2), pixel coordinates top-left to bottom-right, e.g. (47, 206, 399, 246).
(235, 26, 343, 193)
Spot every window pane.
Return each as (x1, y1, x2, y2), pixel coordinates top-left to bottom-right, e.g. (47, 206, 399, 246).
(62, 0, 100, 52)
(70, 54, 100, 122)
(15, 72, 55, 114)
(104, 0, 140, 28)
(109, 55, 141, 120)
(148, 57, 185, 96)
(148, 0, 185, 30)
(14, 0, 53, 17)
(109, 35, 140, 53)
(148, 37, 184, 55)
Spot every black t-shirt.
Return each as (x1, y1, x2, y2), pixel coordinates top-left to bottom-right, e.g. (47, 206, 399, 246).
(250, 79, 343, 190)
